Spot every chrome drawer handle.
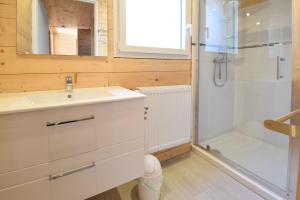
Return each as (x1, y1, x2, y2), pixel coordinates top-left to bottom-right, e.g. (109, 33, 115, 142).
(46, 116, 95, 127)
(49, 162, 96, 180)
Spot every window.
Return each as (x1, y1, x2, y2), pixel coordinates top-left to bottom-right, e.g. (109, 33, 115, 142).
(114, 0, 191, 59)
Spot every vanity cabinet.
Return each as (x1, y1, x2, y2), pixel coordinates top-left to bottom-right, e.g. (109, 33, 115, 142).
(0, 98, 145, 200)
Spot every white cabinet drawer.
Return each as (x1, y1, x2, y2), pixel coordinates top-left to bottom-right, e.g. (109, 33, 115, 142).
(0, 110, 52, 129)
(95, 149, 144, 194)
(0, 124, 50, 173)
(0, 178, 50, 200)
(50, 162, 97, 200)
(94, 100, 144, 148)
(49, 118, 97, 160)
(48, 105, 97, 160)
(0, 163, 49, 190)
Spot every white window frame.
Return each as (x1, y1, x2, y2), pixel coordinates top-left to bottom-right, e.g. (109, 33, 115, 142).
(114, 0, 192, 59)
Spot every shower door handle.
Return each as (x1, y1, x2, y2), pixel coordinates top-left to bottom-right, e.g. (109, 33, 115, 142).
(264, 109, 300, 138)
(276, 56, 285, 80)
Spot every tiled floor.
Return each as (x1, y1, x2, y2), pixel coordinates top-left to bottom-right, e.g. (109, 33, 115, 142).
(89, 152, 264, 200)
(203, 131, 288, 190)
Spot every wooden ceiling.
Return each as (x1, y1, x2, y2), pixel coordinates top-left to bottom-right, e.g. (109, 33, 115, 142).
(42, 0, 94, 29)
(239, 0, 267, 9)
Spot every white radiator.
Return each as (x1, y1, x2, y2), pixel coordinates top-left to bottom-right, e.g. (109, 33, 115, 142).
(137, 85, 192, 153)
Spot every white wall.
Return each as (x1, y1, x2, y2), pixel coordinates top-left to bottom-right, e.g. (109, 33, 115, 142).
(32, 0, 50, 54)
(198, 0, 237, 141)
(198, 47, 235, 141)
(238, 0, 292, 47)
(233, 0, 292, 148)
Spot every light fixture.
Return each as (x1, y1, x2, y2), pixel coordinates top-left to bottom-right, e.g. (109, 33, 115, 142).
(256, 21, 261, 25)
(246, 12, 251, 17)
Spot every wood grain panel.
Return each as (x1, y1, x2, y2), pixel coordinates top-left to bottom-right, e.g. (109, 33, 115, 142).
(0, 0, 191, 93)
(0, 18, 16, 47)
(17, 0, 32, 54)
(239, 0, 267, 9)
(111, 58, 191, 72)
(0, 0, 16, 4)
(0, 73, 74, 93)
(0, 47, 190, 74)
(109, 72, 191, 90)
(76, 73, 109, 88)
(0, 1, 16, 19)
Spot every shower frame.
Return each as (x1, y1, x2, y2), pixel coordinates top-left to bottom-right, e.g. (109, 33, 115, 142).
(190, 0, 300, 199)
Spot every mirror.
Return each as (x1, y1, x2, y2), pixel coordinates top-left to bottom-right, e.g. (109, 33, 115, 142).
(17, 0, 108, 57)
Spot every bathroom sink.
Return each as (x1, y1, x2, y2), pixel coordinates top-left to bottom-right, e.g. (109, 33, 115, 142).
(27, 88, 113, 104)
(0, 96, 34, 108)
(0, 87, 145, 114)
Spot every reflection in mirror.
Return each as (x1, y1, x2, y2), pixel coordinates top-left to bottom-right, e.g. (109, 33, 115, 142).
(17, 0, 108, 57)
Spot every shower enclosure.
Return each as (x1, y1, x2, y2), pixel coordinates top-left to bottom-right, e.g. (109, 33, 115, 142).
(196, 0, 294, 198)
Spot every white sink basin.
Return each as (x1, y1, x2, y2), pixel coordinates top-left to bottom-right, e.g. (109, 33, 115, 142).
(27, 88, 113, 104)
(0, 87, 144, 115)
(0, 96, 34, 107)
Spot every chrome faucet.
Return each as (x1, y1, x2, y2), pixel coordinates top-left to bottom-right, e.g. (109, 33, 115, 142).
(65, 76, 73, 93)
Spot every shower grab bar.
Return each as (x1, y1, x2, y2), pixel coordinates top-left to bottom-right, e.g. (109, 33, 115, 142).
(264, 109, 300, 138)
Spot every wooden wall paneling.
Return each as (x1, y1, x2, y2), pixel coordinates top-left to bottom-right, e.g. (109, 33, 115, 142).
(0, 47, 190, 74)
(0, 0, 16, 4)
(76, 73, 109, 88)
(0, 48, 111, 74)
(293, 0, 300, 199)
(0, 0, 191, 93)
(16, 0, 32, 54)
(109, 71, 191, 89)
(110, 59, 191, 72)
(0, 73, 74, 93)
(0, 18, 16, 47)
(0, 1, 16, 19)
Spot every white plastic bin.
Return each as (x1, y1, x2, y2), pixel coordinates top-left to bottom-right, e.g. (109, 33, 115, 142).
(138, 155, 163, 200)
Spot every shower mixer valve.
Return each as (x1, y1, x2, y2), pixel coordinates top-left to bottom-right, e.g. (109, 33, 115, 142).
(213, 53, 230, 87)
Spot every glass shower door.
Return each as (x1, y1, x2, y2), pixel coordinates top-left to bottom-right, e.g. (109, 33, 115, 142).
(197, 0, 293, 195)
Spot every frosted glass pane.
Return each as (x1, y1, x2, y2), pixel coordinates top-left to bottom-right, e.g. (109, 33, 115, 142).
(125, 0, 185, 49)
